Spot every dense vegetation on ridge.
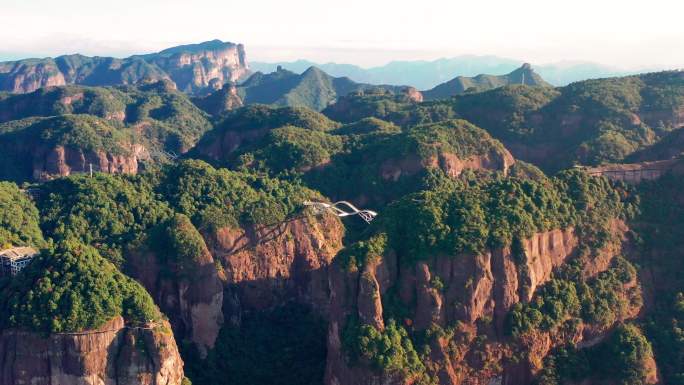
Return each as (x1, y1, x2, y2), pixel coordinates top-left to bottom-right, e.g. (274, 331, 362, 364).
(538, 323, 655, 385)
(36, 173, 172, 267)
(0, 159, 322, 335)
(0, 82, 213, 181)
(0, 181, 45, 249)
(35, 160, 317, 268)
(196, 104, 514, 207)
(335, 169, 643, 384)
(324, 71, 684, 171)
(634, 174, 684, 384)
(0, 240, 162, 334)
(339, 169, 629, 271)
(0, 64, 683, 385)
(185, 304, 328, 385)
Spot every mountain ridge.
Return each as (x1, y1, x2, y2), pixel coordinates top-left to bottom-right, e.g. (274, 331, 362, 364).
(231, 65, 419, 111)
(422, 63, 551, 100)
(0, 39, 249, 94)
(251, 57, 644, 88)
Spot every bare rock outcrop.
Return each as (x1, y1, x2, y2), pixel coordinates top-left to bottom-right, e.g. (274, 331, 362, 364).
(0, 317, 184, 385)
(127, 223, 224, 357)
(584, 158, 684, 184)
(0, 40, 250, 95)
(0, 59, 67, 93)
(379, 147, 515, 183)
(325, 224, 637, 385)
(207, 213, 344, 314)
(403, 87, 424, 103)
(31, 144, 150, 181)
(127, 212, 344, 360)
(149, 41, 249, 94)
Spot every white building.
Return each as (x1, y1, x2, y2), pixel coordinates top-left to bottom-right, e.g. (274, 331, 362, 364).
(0, 247, 38, 276)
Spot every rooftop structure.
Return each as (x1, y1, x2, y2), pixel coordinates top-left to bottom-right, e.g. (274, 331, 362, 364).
(0, 246, 38, 277)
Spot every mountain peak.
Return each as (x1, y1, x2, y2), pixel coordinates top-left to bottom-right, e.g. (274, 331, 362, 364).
(508, 63, 548, 86)
(422, 63, 550, 100)
(302, 66, 327, 76)
(157, 39, 238, 56)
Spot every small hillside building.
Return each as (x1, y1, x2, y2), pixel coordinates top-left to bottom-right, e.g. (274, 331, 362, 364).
(0, 247, 38, 276)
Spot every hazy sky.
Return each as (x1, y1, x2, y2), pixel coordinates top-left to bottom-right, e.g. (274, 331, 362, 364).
(2, 0, 683, 69)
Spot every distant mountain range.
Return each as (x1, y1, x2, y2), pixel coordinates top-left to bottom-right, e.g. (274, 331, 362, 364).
(195, 63, 547, 111)
(232, 66, 415, 111)
(0, 40, 249, 94)
(251, 57, 642, 88)
(422, 63, 550, 100)
(0, 39, 656, 111)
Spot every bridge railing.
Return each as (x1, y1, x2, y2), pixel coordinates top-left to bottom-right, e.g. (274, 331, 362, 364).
(303, 201, 378, 223)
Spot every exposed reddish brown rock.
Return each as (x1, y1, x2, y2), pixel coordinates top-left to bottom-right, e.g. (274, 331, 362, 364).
(0, 41, 250, 95)
(149, 42, 249, 94)
(0, 317, 184, 385)
(639, 103, 684, 129)
(379, 147, 515, 183)
(127, 231, 224, 357)
(127, 211, 343, 364)
(433, 150, 515, 178)
(583, 158, 684, 184)
(324, 224, 637, 385)
(379, 154, 426, 181)
(0, 60, 67, 93)
(207, 213, 344, 313)
(31, 144, 150, 181)
(357, 266, 385, 330)
(197, 126, 271, 159)
(404, 87, 424, 103)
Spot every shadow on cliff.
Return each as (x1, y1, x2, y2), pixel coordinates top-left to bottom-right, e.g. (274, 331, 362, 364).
(183, 279, 330, 385)
(124, 208, 345, 385)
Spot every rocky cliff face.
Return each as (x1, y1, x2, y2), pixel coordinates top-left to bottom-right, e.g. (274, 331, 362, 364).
(380, 147, 515, 183)
(127, 212, 344, 359)
(0, 59, 66, 94)
(0, 317, 184, 385)
(127, 233, 225, 358)
(149, 41, 249, 94)
(0, 40, 250, 95)
(31, 144, 149, 181)
(583, 158, 684, 184)
(325, 222, 641, 385)
(207, 213, 344, 316)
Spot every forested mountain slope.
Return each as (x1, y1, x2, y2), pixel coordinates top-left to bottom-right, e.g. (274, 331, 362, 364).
(1, 67, 684, 385)
(0, 81, 211, 181)
(324, 70, 684, 172)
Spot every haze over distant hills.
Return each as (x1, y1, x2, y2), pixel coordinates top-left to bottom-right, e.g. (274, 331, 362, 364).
(2, 36, 684, 385)
(232, 65, 416, 111)
(0, 40, 249, 94)
(251, 57, 641, 88)
(422, 63, 550, 100)
(1, 39, 655, 99)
